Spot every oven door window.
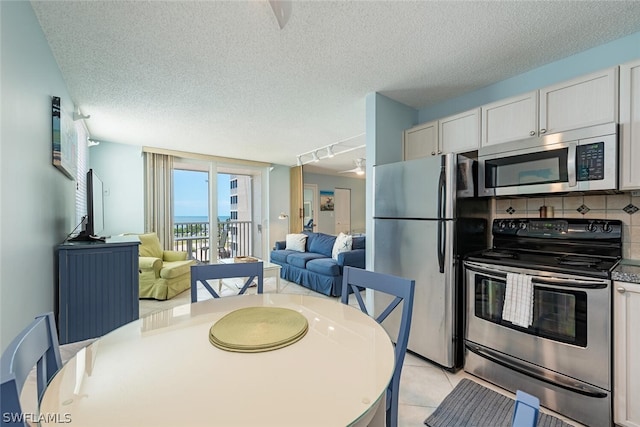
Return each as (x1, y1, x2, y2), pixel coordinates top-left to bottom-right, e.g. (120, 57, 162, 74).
(485, 147, 568, 189)
(474, 275, 587, 347)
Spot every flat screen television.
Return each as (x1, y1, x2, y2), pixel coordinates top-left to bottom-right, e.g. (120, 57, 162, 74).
(69, 169, 105, 241)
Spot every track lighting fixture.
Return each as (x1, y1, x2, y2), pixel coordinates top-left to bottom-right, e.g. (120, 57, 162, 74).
(73, 111, 91, 121)
(326, 145, 335, 158)
(294, 133, 365, 167)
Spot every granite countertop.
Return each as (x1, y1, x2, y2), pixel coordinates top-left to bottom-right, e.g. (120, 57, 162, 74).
(612, 259, 640, 284)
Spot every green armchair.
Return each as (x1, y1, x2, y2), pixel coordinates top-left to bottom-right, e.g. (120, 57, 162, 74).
(138, 232, 195, 300)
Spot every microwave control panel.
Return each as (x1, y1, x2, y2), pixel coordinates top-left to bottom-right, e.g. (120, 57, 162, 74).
(576, 142, 604, 181)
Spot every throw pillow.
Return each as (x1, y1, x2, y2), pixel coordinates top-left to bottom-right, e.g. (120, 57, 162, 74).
(332, 232, 353, 260)
(286, 233, 307, 252)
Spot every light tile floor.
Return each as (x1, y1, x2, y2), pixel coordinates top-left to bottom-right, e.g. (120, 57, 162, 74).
(140, 278, 582, 427)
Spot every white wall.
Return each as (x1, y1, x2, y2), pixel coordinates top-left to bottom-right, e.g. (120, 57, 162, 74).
(0, 2, 77, 351)
(89, 141, 144, 235)
(302, 172, 366, 235)
(268, 165, 290, 248)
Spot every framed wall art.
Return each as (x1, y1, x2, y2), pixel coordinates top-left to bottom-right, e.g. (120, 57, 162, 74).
(320, 190, 334, 211)
(52, 96, 77, 179)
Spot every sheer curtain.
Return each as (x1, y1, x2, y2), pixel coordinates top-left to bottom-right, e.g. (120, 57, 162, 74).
(144, 152, 174, 249)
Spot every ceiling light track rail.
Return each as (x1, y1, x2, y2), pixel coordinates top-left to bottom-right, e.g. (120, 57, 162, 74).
(296, 133, 365, 167)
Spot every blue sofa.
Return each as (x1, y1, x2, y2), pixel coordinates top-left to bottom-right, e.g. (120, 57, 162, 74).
(270, 231, 365, 296)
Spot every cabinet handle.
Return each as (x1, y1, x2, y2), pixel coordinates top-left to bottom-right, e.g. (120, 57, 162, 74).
(540, 128, 547, 134)
(529, 131, 536, 136)
(617, 287, 626, 294)
(431, 151, 436, 155)
(437, 150, 442, 154)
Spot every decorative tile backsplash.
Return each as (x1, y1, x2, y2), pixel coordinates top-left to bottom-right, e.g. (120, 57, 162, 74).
(493, 193, 640, 260)
(576, 204, 591, 214)
(623, 204, 639, 215)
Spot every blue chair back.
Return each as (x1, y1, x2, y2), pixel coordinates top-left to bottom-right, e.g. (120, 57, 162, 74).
(1, 313, 62, 426)
(191, 262, 264, 302)
(511, 390, 540, 427)
(303, 218, 314, 231)
(340, 266, 415, 427)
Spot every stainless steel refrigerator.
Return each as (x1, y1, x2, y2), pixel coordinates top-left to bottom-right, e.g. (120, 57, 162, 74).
(373, 153, 487, 369)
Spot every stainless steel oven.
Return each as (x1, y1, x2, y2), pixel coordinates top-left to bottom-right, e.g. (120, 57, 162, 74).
(463, 218, 622, 427)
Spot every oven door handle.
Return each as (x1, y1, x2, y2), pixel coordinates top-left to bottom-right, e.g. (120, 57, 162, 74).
(466, 343, 608, 398)
(532, 276, 608, 289)
(464, 262, 608, 289)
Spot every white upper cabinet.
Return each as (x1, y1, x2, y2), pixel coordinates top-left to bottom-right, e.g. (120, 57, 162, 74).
(619, 59, 640, 191)
(439, 108, 480, 154)
(481, 91, 538, 147)
(404, 109, 480, 160)
(481, 67, 618, 148)
(403, 120, 438, 160)
(540, 67, 618, 135)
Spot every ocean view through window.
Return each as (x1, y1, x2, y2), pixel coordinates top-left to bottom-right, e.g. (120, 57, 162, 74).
(173, 169, 232, 262)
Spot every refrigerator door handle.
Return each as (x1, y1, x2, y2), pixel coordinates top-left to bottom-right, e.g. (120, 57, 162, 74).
(437, 157, 445, 273)
(438, 220, 445, 273)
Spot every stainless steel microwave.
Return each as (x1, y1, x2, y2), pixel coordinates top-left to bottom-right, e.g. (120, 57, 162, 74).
(478, 123, 617, 197)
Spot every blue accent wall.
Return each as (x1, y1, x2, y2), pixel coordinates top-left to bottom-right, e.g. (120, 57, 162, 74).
(419, 31, 640, 122)
(366, 93, 417, 167)
(1, 1, 76, 351)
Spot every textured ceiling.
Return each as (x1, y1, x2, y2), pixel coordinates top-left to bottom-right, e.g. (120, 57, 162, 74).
(31, 0, 640, 175)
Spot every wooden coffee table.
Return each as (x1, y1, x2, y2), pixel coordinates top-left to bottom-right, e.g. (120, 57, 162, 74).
(219, 257, 282, 292)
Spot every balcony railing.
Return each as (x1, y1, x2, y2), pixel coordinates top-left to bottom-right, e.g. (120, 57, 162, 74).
(173, 220, 253, 263)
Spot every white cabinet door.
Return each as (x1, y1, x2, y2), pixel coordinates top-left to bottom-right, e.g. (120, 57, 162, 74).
(620, 60, 640, 190)
(481, 91, 538, 147)
(403, 120, 438, 160)
(540, 67, 618, 135)
(614, 281, 640, 427)
(439, 108, 480, 153)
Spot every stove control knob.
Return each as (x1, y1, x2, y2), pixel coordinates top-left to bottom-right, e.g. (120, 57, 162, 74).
(508, 221, 516, 229)
(519, 222, 527, 230)
(602, 222, 612, 233)
(586, 221, 598, 232)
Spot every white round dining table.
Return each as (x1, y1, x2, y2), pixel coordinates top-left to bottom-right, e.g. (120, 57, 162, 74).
(40, 294, 395, 426)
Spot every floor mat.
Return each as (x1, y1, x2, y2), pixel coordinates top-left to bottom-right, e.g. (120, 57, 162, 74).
(424, 378, 574, 427)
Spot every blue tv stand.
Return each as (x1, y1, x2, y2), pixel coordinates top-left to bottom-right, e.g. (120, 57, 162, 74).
(57, 235, 140, 344)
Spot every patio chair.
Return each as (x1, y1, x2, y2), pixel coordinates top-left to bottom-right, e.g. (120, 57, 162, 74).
(340, 266, 415, 427)
(191, 261, 264, 301)
(218, 221, 231, 259)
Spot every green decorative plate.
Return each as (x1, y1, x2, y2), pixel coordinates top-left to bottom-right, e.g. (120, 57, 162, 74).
(209, 306, 308, 353)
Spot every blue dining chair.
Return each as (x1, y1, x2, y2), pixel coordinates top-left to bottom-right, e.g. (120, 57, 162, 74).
(191, 261, 264, 302)
(511, 390, 540, 427)
(340, 266, 415, 427)
(1, 312, 62, 427)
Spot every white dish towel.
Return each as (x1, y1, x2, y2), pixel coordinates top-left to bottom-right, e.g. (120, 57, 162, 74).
(502, 273, 534, 328)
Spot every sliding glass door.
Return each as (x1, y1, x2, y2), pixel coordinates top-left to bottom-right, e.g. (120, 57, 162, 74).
(173, 166, 210, 261)
(172, 159, 265, 262)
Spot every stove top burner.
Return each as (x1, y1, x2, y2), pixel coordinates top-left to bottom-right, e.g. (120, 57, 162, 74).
(467, 248, 619, 279)
(557, 255, 602, 267)
(482, 249, 518, 259)
(466, 218, 623, 279)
